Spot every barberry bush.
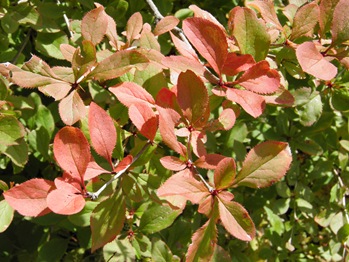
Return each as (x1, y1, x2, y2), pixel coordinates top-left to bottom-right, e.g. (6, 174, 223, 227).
(1, 0, 349, 261)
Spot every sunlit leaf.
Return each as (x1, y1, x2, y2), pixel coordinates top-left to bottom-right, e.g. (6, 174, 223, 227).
(214, 158, 236, 190)
(332, 0, 349, 45)
(160, 156, 186, 171)
(290, 2, 319, 40)
(126, 12, 143, 44)
(81, 6, 108, 45)
(0, 115, 25, 148)
(153, 16, 179, 36)
(0, 200, 14, 233)
(58, 90, 86, 125)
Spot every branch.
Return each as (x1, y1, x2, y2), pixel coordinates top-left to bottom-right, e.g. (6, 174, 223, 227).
(87, 141, 152, 200)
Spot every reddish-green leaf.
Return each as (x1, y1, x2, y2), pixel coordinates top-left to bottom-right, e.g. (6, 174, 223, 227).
(177, 70, 209, 125)
(170, 32, 199, 60)
(194, 154, 226, 169)
(72, 40, 97, 81)
(58, 90, 86, 125)
(218, 199, 255, 241)
(60, 44, 76, 62)
(53, 126, 91, 183)
(226, 88, 265, 118)
(319, 0, 340, 36)
(296, 42, 337, 81)
(139, 31, 161, 51)
(0, 115, 25, 147)
(186, 217, 218, 262)
(161, 56, 205, 75)
(88, 50, 149, 82)
(234, 141, 292, 188)
(104, 12, 119, 49)
(129, 103, 158, 141)
(246, 1, 283, 31)
(183, 17, 228, 75)
(91, 190, 126, 252)
(89, 102, 116, 166)
(221, 53, 255, 76)
(235, 61, 280, 94)
(153, 16, 179, 36)
(290, 2, 320, 40)
(214, 158, 236, 190)
(109, 82, 155, 108)
(3, 178, 54, 217)
(228, 7, 270, 61)
(47, 178, 85, 215)
(157, 169, 209, 204)
(81, 6, 108, 45)
(160, 156, 186, 171)
(126, 12, 143, 44)
(189, 4, 225, 31)
(332, 0, 349, 45)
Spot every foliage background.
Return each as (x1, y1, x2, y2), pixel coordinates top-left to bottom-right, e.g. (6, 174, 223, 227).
(1, 0, 349, 261)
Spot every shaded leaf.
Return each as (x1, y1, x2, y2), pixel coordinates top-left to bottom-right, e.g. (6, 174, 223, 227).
(2, 137, 28, 167)
(3, 178, 54, 217)
(319, 0, 340, 36)
(332, 0, 349, 45)
(81, 6, 108, 45)
(0, 115, 25, 147)
(129, 103, 158, 141)
(298, 90, 322, 126)
(58, 90, 86, 125)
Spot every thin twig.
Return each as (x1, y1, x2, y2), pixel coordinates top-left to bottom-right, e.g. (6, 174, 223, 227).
(57, 0, 73, 38)
(87, 141, 152, 200)
(193, 165, 214, 192)
(11, 28, 32, 64)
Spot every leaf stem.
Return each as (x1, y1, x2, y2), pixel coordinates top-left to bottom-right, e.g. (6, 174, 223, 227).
(193, 165, 214, 193)
(87, 141, 152, 200)
(11, 28, 32, 64)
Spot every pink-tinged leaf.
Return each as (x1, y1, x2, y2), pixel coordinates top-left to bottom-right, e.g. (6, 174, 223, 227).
(290, 2, 320, 40)
(114, 155, 133, 172)
(194, 154, 226, 169)
(157, 169, 209, 204)
(234, 141, 292, 188)
(53, 126, 91, 183)
(105, 13, 119, 49)
(246, 1, 283, 31)
(162, 56, 205, 75)
(319, 0, 340, 37)
(228, 7, 270, 61)
(296, 42, 337, 81)
(81, 6, 108, 45)
(58, 90, 86, 125)
(88, 50, 149, 82)
(222, 53, 255, 76)
(160, 156, 186, 171)
(157, 106, 187, 156)
(84, 160, 110, 180)
(91, 190, 126, 252)
(139, 31, 161, 51)
(89, 102, 116, 166)
(263, 89, 295, 106)
(183, 17, 228, 75)
(129, 103, 158, 141)
(332, 0, 349, 45)
(51, 66, 75, 83)
(153, 16, 179, 36)
(38, 83, 71, 101)
(191, 130, 207, 157)
(226, 88, 265, 118)
(126, 12, 143, 43)
(109, 82, 155, 108)
(60, 44, 76, 62)
(218, 199, 255, 241)
(3, 178, 54, 217)
(206, 108, 236, 131)
(177, 70, 209, 124)
(47, 178, 85, 215)
(189, 5, 226, 31)
(186, 216, 218, 262)
(198, 195, 214, 216)
(214, 158, 236, 190)
(235, 61, 280, 94)
(170, 32, 199, 60)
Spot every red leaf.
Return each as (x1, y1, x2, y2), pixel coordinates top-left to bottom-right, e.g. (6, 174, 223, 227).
(319, 0, 340, 37)
(114, 155, 133, 172)
(157, 169, 209, 204)
(109, 82, 155, 108)
(153, 16, 179, 36)
(221, 53, 255, 76)
(84, 159, 111, 180)
(235, 61, 280, 94)
(331, 0, 349, 45)
(263, 89, 295, 106)
(129, 103, 158, 141)
(183, 17, 228, 75)
(89, 102, 116, 166)
(234, 141, 292, 188)
(189, 4, 226, 31)
(81, 6, 108, 45)
(194, 154, 226, 169)
(170, 32, 199, 60)
(177, 70, 209, 125)
(161, 56, 205, 75)
(126, 12, 143, 43)
(206, 108, 236, 131)
(160, 156, 187, 171)
(47, 178, 85, 215)
(3, 178, 54, 217)
(190, 130, 207, 157)
(226, 88, 265, 118)
(296, 42, 337, 81)
(214, 158, 236, 190)
(58, 90, 86, 125)
(53, 126, 91, 184)
(155, 88, 178, 109)
(218, 199, 255, 241)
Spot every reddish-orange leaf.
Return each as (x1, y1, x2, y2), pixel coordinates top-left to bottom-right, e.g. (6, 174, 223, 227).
(109, 82, 155, 108)
(129, 103, 158, 141)
(214, 158, 236, 190)
(160, 156, 187, 171)
(155, 88, 179, 111)
(104, 12, 119, 49)
(126, 12, 143, 43)
(53, 126, 91, 184)
(58, 90, 87, 125)
(319, 0, 340, 37)
(296, 42, 337, 81)
(221, 53, 255, 76)
(170, 32, 199, 60)
(331, 0, 349, 45)
(114, 155, 133, 172)
(3, 178, 54, 217)
(189, 4, 226, 31)
(183, 17, 228, 75)
(190, 130, 207, 157)
(89, 102, 116, 166)
(263, 89, 295, 107)
(157, 169, 209, 204)
(194, 154, 226, 169)
(84, 160, 110, 180)
(153, 16, 179, 36)
(161, 56, 205, 75)
(60, 44, 76, 62)
(206, 108, 236, 131)
(226, 88, 265, 118)
(81, 6, 108, 45)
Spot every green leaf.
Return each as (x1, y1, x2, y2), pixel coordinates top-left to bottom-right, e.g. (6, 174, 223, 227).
(139, 205, 181, 234)
(103, 238, 135, 262)
(297, 90, 322, 126)
(90, 190, 126, 252)
(331, 88, 349, 111)
(35, 105, 55, 138)
(72, 40, 97, 81)
(37, 238, 69, 262)
(2, 137, 28, 167)
(0, 200, 14, 233)
(229, 7, 270, 61)
(35, 32, 69, 60)
(1, 13, 19, 33)
(28, 127, 50, 160)
(132, 234, 152, 258)
(337, 224, 349, 242)
(0, 115, 25, 148)
(68, 201, 99, 227)
(151, 238, 179, 262)
(264, 206, 284, 236)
